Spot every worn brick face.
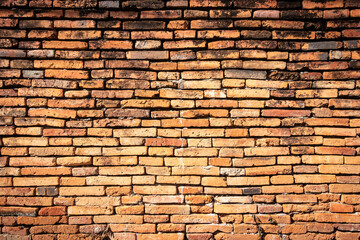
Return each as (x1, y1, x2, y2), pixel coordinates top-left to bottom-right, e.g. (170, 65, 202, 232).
(0, 0, 358, 239)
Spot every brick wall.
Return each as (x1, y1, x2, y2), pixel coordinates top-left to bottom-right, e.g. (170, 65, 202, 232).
(1, 0, 360, 239)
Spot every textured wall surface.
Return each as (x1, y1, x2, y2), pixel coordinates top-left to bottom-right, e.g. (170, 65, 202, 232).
(1, 0, 360, 239)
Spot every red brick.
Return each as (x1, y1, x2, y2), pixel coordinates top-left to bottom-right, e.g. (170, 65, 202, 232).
(39, 206, 66, 216)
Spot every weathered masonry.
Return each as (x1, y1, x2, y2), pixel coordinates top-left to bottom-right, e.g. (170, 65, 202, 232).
(1, 0, 360, 239)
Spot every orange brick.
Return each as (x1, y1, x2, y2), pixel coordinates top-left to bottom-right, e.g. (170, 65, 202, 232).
(43, 40, 87, 49)
(146, 138, 186, 147)
(175, 148, 218, 157)
(127, 51, 168, 60)
(164, 40, 206, 49)
(227, 176, 269, 186)
(9, 157, 56, 166)
(315, 213, 360, 223)
(59, 186, 104, 196)
(277, 194, 317, 203)
(250, 128, 290, 137)
(45, 69, 88, 79)
(214, 204, 257, 214)
(134, 186, 177, 195)
(145, 205, 190, 215)
(68, 206, 112, 215)
(295, 174, 336, 183)
(228, 89, 270, 99)
(172, 166, 219, 176)
(157, 176, 200, 185)
(13, 177, 58, 186)
(137, 233, 184, 240)
(0, 98, 25, 107)
(246, 165, 292, 176)
(191, 20, 233, 29)
(330, 203, 354, 213)
(17, 216, 61, 225)
(111, 224, 155, 233)
(202, 177, 226, 187)
(244, 147, 289, 156)
(18, 88, 63, 97)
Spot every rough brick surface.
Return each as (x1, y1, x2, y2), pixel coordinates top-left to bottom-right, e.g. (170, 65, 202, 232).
(0, 0, 359, 239)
